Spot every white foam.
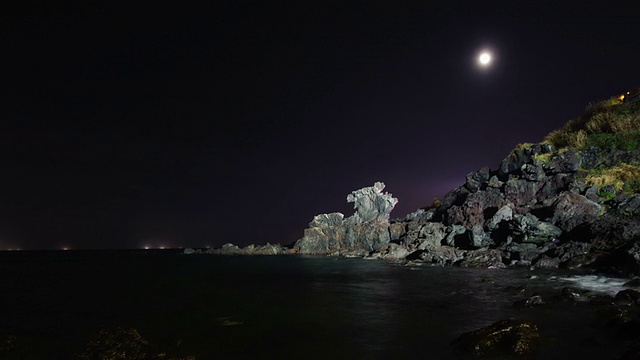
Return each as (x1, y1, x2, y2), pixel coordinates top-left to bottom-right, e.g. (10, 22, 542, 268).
(557, 275, 628, 296)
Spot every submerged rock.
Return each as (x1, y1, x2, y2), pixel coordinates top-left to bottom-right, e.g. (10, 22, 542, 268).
(614, 289, 640, 306)
(514, 295, 545, 308)
(451, 319, 540, 358)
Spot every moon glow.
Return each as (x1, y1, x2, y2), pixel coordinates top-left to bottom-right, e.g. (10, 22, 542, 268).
(478, 52, 492, 65)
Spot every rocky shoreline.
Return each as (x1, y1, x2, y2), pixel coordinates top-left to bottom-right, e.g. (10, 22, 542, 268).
(186, 142, 640, 276)
(187, 99, 640, 278)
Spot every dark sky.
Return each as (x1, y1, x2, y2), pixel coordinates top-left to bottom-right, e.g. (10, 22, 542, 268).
(2, 1, 639, 249)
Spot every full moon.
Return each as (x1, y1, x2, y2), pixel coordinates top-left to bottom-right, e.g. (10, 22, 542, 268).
(478, 52, 492, 65)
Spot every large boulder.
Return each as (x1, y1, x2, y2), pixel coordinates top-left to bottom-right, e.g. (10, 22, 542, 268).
(451, 319, 540, 358)
(551, 192, 601, 232)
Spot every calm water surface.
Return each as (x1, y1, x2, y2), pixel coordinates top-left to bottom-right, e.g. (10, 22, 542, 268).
(0, 251, 632, 359)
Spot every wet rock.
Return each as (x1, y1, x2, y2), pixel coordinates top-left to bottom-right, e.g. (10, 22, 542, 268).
(563, 254, 600, 269)
(533, 256, 560, 269)
(557, 241, 592, 264)
(418, 246, 466, 266)
(451, 319, 540, 358)
(509, 213, 562, 244)
(514, 295, 545, 308)
(615, 289, 640, 306)
(459, 248, 506, 269)
(561, 287, 591, 302)
(77, 328, 157, 360)
(374, 243, 411, 260)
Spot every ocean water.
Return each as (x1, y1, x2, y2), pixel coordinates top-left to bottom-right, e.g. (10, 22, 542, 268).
(0, 250, 635, 359)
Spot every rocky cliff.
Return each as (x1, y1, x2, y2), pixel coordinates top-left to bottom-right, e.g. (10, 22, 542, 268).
(294, 96, 640, 275)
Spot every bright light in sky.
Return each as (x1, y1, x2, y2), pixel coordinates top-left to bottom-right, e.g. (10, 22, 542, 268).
(478, 52, 492, 65)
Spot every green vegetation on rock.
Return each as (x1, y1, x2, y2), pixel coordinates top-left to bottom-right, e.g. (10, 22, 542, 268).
(544, 97, 640, 151)
(585, 163, 640, 194)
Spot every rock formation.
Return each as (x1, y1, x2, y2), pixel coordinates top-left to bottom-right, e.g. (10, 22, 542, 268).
(289, 141, 640, 274)
(294, 182, 398, 255)
(193, 97, 640, 275)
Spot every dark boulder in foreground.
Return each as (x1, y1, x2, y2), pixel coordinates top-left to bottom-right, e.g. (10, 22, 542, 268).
(77, 328, 194, 360)
(451, 319, 540, 358)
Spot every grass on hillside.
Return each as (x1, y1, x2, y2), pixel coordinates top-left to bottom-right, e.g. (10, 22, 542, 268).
(544, 97, 640, 151)
(585, 163, 640, 194)
(542, 94, 640, 195)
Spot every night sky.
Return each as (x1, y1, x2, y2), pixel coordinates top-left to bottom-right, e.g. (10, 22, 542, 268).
(2, 2, 639, 249)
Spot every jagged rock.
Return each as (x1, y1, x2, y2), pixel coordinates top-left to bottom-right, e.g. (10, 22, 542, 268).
(388, 222, 406, 241)
(543, 148, 581, 173)
(487, 175, 503, 188)
(344, 221, 391, 251)
(521, 164, 546, 181)
(295, 182, 397, 255)
(533, 256, 560, 269)
(416, 222, 447, 249)
(373, 243, 411, 260)
(485, 205, 513, 230)
(447, 189, 505, 229)
(418, 246, 466, 266)
(551, 192, 601, 232)
(445, 224, 468, 247)
(504, 179, 543, 207)
(509, 213, 562, 244)
(470, 224, 492, 248)
(459, 248, 506, 268)
(345, 182, 398, 224)
(451, 319, 540, 358)
(537, 173, 573, 203)
(209, 242, 290, 255)
(503, 242, 543, 263)
(310, 212, 344, 227)
(465, 166, 491, 192)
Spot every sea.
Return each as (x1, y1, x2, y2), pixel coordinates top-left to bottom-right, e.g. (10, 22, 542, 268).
(0, 250, 636, 359)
